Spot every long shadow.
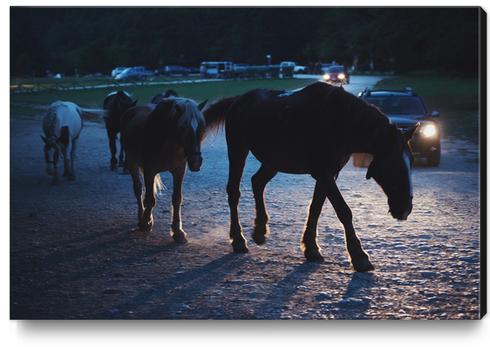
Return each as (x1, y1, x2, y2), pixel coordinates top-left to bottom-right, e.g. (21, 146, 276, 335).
(102, 252, 246, 318)
(253, 262, 322, 319)
(333, 272, 376, 319)
(12, 228, 132, 271)
(11, 226, 181, 295)
(10, 222, 134, 257)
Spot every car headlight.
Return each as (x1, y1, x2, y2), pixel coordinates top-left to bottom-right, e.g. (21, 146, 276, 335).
(338, 73, 346, 80)
(323, 74, 330, 80)
(419, 123, 437, 138)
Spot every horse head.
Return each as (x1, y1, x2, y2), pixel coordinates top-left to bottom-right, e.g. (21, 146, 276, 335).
(366, 122, 418, 221)
(41, 134, 60, 175)
(151, 98, 208, 171)
(174, 99, 207, 171)
(151, 89, 179, 104)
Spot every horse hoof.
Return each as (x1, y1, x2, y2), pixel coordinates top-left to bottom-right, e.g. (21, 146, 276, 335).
(304, 250, 324, 262)
(172, 229, 188, 244)
(68, 175, 75, 181)
(50, 179, 59, 186)
(252, 224, 269, 245)
(138, 221, 153, 232)
(352, 258, 375, 272)
(231, 239, 249, 253)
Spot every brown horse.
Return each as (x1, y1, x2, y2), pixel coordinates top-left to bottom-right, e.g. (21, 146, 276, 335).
(120, 97, 208, 242)
(204, 82, 416, 272)
(103, 91, 137, 170)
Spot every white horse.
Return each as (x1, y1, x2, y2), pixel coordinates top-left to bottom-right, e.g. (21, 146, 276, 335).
(41, 101, 83, 184)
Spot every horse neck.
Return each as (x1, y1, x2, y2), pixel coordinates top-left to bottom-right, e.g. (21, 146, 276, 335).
(349, 109, 392, 158)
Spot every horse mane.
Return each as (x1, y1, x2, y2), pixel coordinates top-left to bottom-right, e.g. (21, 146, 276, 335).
(203, 96, 239, 132)
(333, 87, 400, 157)
(151, 89, 179, 104)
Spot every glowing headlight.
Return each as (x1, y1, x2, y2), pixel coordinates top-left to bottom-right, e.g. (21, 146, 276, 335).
(323, 74, 330, 80)
(420, 123, 437, 138)
(338, 73, 346, 80)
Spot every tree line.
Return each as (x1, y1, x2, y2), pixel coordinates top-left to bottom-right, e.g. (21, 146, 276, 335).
(11, 7, 480, 77)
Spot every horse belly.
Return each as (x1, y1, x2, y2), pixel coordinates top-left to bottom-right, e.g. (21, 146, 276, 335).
(250, 144, 310, 174)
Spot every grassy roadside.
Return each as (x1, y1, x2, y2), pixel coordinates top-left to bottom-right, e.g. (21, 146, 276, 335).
(373, 74, 479, 143)
(10, 78, 316, 121)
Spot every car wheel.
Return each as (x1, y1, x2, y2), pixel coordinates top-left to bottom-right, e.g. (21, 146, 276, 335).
(427, 147, 441, 166)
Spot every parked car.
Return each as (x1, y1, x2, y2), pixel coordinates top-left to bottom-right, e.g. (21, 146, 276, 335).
(322, 65, 350, 84)
(358, 88, 441, 166)
(114, 66, 154, 81)
(279, 61, 296, 78)
(320, 63, 333, 74)
(111, 67, 128, 78)
(293, 65, 309, 73)
(155, 65, 191, 76)
(200, 61, 234, 78)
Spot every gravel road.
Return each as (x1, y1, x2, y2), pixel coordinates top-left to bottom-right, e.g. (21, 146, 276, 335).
(10, 76, 481, 319)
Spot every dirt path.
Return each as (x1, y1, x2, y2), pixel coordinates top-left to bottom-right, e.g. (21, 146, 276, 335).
(10, 78, 480, 319)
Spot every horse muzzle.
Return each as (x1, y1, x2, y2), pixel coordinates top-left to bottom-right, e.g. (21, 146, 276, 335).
(187, 153, 203, 172)
(390, 204, 412, 221)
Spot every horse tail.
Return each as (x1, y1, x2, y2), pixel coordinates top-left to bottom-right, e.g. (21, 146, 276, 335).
(154, 173, 164, 195)
(203, 96, 239, 132)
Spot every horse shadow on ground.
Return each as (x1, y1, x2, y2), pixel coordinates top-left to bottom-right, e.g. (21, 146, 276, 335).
(11, 223, 184, 293)
(253, 262, 322, 319)
(104, 252, 247, 318)
(332, 272, 376, 319)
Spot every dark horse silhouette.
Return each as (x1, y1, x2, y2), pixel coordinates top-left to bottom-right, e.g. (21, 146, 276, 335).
(151, 89, 179, 104)
(103, 91, 137, 170)
(120, 97, 210, 242)
(204, 82, 416, 272)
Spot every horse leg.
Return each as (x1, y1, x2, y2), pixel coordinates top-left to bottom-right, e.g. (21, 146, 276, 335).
(68, 139, 76, 181)
(324, 180, 374, 272)
(251, 165, 277, 245)
(118, 136, 125, 168)
(51, 152, 60, 185)
(170, 163, 187, 243)
(62, 141, 72, 179)
(301, 180, 328, 262)
(226, 144, 249, 253)
(107, 128, 117, 170)
(140, 170, 156, 231)
(129, 164, 144, 225)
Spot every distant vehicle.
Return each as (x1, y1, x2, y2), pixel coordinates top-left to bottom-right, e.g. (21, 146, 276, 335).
(320, 63, 334, 74)
(358, 88, 441, 166)
(155, 65, 191, 76)
(200, 61, 234, 78)
(279, 61, 296, 70)
(279, 61, 296, 78)
(293, 65, 309, 73)
(114, 66, 154, 81)
(111, 67, 128, 78)
(322, 65, 350, 84)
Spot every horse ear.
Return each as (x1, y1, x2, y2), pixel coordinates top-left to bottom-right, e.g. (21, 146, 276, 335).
(40, 135, 47, 143)
(366, 161, 375, 179)
(198, 100, 208, 111)
(404, 123, 419, 142)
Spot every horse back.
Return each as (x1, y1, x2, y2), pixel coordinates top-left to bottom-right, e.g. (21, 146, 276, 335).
(120, 105, 155, 151)
(46, 101, 83, 140)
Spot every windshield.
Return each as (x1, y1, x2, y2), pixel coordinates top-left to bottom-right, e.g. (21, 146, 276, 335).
(327, 66, 344, 73)
(365, 96, 426, 115)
